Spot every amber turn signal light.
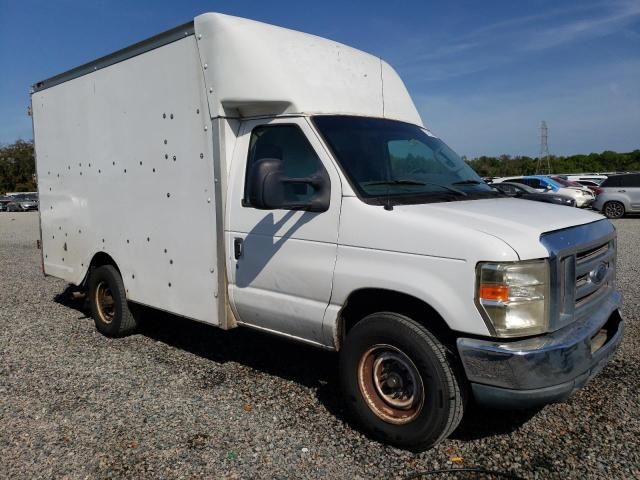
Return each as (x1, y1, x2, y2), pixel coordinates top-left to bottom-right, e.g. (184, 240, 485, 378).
(479, 284, 509, 302)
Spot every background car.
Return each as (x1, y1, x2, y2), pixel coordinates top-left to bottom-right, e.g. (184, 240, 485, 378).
(592, 173, 640, 218)
(575, 179, 604, 196)
(493, 175, 594, 207)
(6, 194, 39, 211)
(566, 174, 607, 184)
(493, 182, 576, 207)
(550, 175, 599, 203)
(0, 195, 12, 211)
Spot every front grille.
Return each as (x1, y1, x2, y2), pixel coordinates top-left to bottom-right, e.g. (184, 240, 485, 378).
(540, 220, 617, 331)
(574, 240, 614, 306)
(575, 286, 608, 309)
(576, 243, 609, 262)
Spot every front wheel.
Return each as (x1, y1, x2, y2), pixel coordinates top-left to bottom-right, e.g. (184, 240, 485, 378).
(339, 312, 465, 451)
(603, 201, 625, 219)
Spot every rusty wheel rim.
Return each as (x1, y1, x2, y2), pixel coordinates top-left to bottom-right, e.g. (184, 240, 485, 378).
(357, 344, 424, 425)
(95, 281, 115, 324)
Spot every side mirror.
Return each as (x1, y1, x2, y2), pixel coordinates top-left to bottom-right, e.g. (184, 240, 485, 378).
(245, 158, 330, 212)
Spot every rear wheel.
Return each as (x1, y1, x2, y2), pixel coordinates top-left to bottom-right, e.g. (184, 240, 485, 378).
(339, 312, 465, 451)
(88, 265, 137, 337)
(603, 201, 625, 219)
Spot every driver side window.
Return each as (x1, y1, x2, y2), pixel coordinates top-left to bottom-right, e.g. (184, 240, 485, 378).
(243, 125, 327, 208)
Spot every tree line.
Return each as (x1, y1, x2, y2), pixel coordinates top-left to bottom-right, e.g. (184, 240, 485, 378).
(0, 140, 36, 193)
(1, 139, 639, 193)
(465, 150, 640, 178)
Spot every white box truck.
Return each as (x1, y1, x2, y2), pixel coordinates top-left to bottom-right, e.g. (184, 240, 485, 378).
(31, 13, 623, 450)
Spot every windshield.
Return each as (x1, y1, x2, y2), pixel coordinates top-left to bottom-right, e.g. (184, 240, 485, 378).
(312, 116, 494, 205)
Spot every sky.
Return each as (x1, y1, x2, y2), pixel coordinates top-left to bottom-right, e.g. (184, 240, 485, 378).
(0, 0, 638, 158)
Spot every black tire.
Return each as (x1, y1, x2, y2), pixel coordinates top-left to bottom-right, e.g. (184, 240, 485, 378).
(88, 265, 137, 337)
(339, 312, 465, 451)
(603, 201, 625, 219)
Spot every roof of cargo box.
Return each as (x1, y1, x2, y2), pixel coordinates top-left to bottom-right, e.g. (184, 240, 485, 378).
(194, 13, 422, 125)
(32, 13, 422, 126)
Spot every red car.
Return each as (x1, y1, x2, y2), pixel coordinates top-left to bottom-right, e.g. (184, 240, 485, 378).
(552, 176, 603, 196)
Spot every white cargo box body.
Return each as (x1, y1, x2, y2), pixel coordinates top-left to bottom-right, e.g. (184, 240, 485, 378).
(31, 13, 421, 327)
(33, 30, 223, 324)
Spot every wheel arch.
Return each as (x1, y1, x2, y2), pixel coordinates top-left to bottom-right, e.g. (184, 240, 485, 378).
(335, 288, 456, 351)
(81, 251, 121, 287)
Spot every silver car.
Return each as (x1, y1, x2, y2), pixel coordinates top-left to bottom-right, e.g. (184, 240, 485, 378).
(4, 194, 39, 212)
(592, 173, 640, 218)
(0, 196, 9, 211)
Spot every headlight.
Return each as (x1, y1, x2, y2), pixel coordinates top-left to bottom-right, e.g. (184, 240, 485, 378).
(475, 260, 549, 337)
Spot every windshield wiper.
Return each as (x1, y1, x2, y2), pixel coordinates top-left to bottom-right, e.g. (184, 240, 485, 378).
(365, 179, 425, 186)
(365, 179, 467, 196)
(452, 179, 482, 185)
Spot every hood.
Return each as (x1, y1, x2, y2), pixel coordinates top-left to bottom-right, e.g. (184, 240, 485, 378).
(339, 196, 606, 262)
(396, 198, 603, 259)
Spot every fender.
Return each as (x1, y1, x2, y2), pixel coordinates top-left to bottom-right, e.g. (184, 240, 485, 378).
(321, 244, 493, 348)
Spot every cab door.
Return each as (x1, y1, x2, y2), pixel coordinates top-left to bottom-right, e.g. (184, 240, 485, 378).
(225, 117, 341, 346)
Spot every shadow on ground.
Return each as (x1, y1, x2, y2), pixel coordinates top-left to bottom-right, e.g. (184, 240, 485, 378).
(54, 284, 541, 443)
(451, 404, 542, 441)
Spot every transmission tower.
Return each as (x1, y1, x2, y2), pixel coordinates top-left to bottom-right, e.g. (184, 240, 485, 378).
(536, 121, 551, 174)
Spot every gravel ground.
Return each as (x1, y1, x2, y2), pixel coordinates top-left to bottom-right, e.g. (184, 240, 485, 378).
(1, 211, 639, 479)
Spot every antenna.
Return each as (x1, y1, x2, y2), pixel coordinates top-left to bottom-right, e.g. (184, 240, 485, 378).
(536, 121, 551, 174)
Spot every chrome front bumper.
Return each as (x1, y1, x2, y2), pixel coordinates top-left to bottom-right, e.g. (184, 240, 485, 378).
(457, 289, 623, 408)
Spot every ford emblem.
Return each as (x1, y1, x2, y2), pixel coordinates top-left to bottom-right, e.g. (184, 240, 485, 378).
(589, 262, 608, 285)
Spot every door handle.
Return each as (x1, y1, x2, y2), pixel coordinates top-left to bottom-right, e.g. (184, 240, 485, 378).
(234, 237, 243, 259)
(618, 190, 626, 193)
